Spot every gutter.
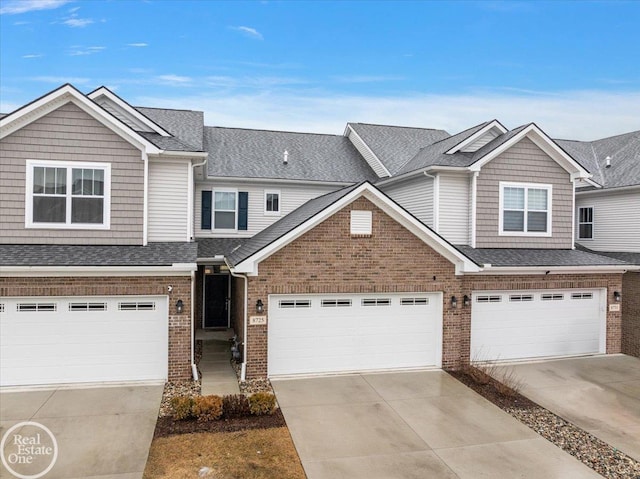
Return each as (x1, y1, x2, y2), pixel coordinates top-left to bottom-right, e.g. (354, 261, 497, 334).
(226, 258, 248, 382)
(466, 264, 636, 275)
(0, 263, 199, 277)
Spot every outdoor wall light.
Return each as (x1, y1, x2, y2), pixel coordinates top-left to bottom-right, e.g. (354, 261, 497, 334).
(614, 291, 621, 302)
(256, 299, 264, 313)
(451, 295, 458, 309)
(175, 299, 184, 314)
(463, 295, 470, 307)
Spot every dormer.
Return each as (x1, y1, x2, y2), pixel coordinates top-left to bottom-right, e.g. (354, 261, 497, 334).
(445, 120, 508, 154)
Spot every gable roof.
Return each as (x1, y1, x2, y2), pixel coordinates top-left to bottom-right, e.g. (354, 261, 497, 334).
(557, 130, 640, 189)
(228, 182, 480, 275)
(445, 120, 508, 154)
(0, 84, 161, 155)
(390, 122, 591, 181)
(346, 123, 450, 176)
(204, 127, 377, 182)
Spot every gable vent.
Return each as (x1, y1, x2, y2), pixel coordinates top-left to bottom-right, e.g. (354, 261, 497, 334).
(460, 130, 500, 153)
(351, 210, 372, 236)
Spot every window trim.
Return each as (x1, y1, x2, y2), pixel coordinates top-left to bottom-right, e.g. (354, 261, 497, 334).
(212, 188, 238, 231)
(577, 206, 594, 240)
(498, 181, 552, 237)
(25, 159, 111, 230)
(264, 189, 281, 216)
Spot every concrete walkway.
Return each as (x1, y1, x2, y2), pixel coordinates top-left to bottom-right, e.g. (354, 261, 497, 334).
(199, 339, 240, 396)
(494, 354, 640, 461)
(0, 383, 162, 479)
(273, 371, 600, 479)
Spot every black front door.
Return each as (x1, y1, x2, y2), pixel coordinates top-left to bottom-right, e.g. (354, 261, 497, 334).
(204, 274, 229, 328)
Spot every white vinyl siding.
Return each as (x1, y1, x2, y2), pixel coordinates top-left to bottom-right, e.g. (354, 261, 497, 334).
(346, 127, 390, 178)
(460, 130, 500, 153)
(576, 191, 640, 252)
(438, 173, 470, 244)
(148, 160, 190, 241)
(381, 176, 434, 227)
(195, 181, 338, 238)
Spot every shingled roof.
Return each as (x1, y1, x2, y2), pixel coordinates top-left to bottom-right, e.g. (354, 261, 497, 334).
(204, 127, 377, 182)
(136, 107, 204, 151)
(556, 130, 640, 189)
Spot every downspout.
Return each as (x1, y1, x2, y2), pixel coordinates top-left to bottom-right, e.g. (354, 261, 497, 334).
(226, 258, 248, 382)
(470, 171, 479, 248)
(142, 152, 149, 246)
(190, 269, 198, 380)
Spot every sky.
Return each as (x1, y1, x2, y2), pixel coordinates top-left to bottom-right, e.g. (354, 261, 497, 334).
(0, 0, 639, 140)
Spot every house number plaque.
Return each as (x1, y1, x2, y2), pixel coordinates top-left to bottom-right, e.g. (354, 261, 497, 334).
(249, 316, 267, 325)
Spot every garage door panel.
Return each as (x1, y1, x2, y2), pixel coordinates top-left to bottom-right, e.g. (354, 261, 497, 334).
(268, 293, 442, 376)
(471, 289, 605, 362)
(0, 296, 168, 386)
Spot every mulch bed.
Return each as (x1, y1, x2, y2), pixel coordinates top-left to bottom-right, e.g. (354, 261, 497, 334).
(449, 370, 640, 479)
(153, 408, 287, 438)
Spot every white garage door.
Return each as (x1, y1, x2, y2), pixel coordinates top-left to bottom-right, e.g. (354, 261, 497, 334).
(268, 293, 442, 376)
(0, 296, 168, 387)
(471, 289, 606, 362)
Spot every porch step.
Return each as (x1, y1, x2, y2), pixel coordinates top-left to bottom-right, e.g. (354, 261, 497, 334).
(199, 339, 240, 396)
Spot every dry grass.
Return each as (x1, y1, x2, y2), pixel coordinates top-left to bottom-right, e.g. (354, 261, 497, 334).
(143, 427, 305, 479)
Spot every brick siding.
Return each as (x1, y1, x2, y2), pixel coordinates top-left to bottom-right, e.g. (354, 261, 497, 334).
(240, 197, 624, 379)
(0, 275, 193, 381)
(622, 271, 640, 358)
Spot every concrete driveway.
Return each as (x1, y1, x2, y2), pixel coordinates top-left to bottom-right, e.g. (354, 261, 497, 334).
(273, 371, 600, 479)
(0, 383, 163, 479)
(494, 354, 640, 461)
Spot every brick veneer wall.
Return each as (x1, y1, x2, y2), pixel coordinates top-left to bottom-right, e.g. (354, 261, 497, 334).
(240, 197, 624, 379)
(622, 272, 640, 358)
(0, 275, 193, 381)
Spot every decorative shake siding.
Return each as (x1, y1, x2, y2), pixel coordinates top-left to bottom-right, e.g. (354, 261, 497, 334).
(148, 160, 190, 241)
(575, 191, 640, 252)
(194, 180, 339, 238)
(382, 176, 434, 227)
(438, 173, 471, 245)
(475, 137, 574, 248)
(0, 102, 144, 244)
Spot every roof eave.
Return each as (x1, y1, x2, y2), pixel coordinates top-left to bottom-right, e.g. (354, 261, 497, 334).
(467, 264, 633, 275)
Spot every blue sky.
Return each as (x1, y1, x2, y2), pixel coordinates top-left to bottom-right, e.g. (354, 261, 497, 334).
(1, 0, 639, 139)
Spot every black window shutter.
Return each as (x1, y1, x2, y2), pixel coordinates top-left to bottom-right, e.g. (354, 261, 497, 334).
(201, 191, 212, 230)
(238, 192, 248, 231)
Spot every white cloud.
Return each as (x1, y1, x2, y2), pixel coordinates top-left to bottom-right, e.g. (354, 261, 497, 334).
(331, 75, 405, 84)
(134, 89, 640, 141)
(30, 76, 90, 85)
(68, 45, 105, 56)
(0, 0, 71, 15)
(127, 43, 148, 47)
(62, 17, 93, 27)
(156, 75, 193, 85)
(231, 26, 263, 40)
(205, 75, 308, 89)
(22, 54, 43, 59)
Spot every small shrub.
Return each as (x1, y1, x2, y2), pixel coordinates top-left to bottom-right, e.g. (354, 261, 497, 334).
(464, 364, 492, 385)
(193, 395, 223, 422)
(170, 395, 195, 420)
(223, 394, 251, 418)
(493, 368, 524, 397)
(248, 392, 276, 416)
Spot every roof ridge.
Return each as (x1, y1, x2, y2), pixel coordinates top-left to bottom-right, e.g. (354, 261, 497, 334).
(135, 106, 203, 113)
(350, 122, 444, 131)
(204, 125, 345, 138)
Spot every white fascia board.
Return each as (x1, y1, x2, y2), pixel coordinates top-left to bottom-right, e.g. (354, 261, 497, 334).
(196, 256, 226, 264)
(88, 87, 172, 137)
(150, 151, 208, 160)
(0, 263, 198, 277)
(445, 120, 508, 154)
(576, 184, 640, 196)
(233, 183, 481, 275)
(469, 124, 591, 179)
(0, 84, 162, 155)
(201, 176, 352, 187)
(346, 125, 392, 178)
(466, 265, 634, 275)
(376, 165, 466, 187)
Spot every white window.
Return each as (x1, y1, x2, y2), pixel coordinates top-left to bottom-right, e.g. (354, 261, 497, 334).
(509, 294, 533, 302)
(476, 295, 502, 303)
(499, 182, 552, 236)
(350, 210, 372, 235)
(321, 299, 352, 307)
(401, 298, 429, 306)
(214, 191, 237, 230)
(541, 293, 564, 301)
(279, 299, 311, 308)
(264, 190, 280, 216)
(362, 298, 391, 306)
(26, 160, 111, 229)
(578, 207, 593, 240)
